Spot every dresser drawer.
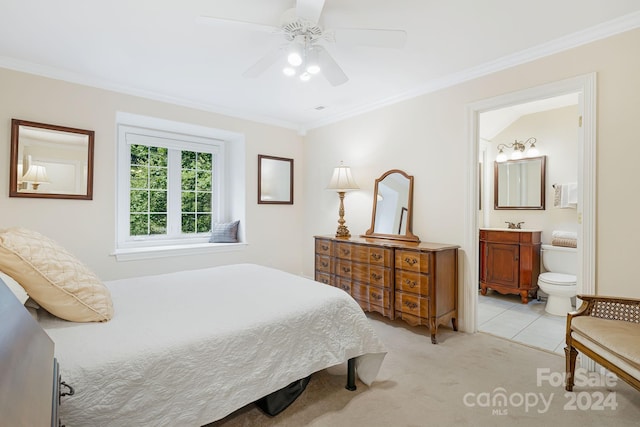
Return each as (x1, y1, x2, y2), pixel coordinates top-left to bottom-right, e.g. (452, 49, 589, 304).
(352, 283, 391, 309)
(395, 270, 430, 295)
(395, 292, 429, 319)
(315, 239, 333, 256)
(367, 246, 392, 267)
(335, 259, 367, 280)
(368, 266, 392, 288)
(335, 260, 392, 287)
(315, 271, 332, 286)
(315, 254, 332, 273)
(335, 277, 352, 294)
(335, 242, 392, 266)
(395, 250, 431, 273)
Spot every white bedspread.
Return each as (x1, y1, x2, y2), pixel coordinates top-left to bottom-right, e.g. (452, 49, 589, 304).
(38, 264, 386, 426)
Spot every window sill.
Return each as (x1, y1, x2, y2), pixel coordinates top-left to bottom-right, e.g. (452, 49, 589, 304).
(112, 242, 247, 261)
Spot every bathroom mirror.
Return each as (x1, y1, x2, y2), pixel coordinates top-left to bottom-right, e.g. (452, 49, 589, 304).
(9, 119, 94, 200)
(494, 156, 546, 210)
(257, 154, 293, 204)
(364, 169, 420, 242)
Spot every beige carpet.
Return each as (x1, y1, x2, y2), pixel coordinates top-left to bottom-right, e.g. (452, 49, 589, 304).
(209, 313, 640, 427)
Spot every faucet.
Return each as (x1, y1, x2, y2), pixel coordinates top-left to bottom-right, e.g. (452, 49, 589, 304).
(505, 221, 524, 229)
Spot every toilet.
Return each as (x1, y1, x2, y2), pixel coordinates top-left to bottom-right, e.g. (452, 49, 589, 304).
(538, 244, 577, 316)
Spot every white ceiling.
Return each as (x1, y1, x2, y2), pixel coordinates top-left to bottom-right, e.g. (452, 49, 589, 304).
(1, 1, 639, 132)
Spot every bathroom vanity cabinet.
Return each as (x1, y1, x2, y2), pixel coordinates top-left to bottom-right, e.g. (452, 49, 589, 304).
(479, 229, 541, 303)
(314, 235, 459, 344)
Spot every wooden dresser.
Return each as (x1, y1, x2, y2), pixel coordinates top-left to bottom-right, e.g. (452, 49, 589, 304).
(479, 229, 541, 303)
(314, 235, 459, 344)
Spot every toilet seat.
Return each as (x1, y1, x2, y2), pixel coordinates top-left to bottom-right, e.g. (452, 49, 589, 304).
(539, 272, 576, 286)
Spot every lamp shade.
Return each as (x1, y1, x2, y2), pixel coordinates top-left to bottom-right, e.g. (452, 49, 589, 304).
(327, 164, 359, 192)
(22, 165, 49, 184)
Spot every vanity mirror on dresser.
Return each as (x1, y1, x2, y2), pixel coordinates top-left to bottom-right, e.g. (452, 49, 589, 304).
(315, 169, 459, 344)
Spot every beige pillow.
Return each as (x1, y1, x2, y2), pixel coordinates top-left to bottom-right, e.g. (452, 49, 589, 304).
(0, 270, 29, 304)
(0, 227, 113, 322)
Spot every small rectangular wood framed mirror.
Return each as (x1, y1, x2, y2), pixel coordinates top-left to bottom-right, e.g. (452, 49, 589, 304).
(9, 119, 95, 200)
(258, 154, 293, 204)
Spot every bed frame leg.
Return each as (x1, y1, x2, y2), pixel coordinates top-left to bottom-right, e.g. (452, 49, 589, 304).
(346, 358, 357, 391)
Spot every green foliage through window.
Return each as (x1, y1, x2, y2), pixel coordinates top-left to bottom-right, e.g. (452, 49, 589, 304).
(129, 144, 213, 236)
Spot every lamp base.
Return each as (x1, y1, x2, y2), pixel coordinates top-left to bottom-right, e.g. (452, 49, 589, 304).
(335, 225, 351, 238)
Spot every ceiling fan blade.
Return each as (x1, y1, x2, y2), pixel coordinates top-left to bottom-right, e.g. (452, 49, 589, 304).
(242, 48, 283, 78)
(196, 16, 279, 34)
(316, 46, 348, 86)
(333, 28, 407, 49)
(296, 0, 326, 24)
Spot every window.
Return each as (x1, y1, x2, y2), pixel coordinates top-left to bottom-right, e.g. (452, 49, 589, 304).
(115, 113, 246, 260)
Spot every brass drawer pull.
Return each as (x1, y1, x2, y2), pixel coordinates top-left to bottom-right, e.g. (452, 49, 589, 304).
(321, 261, 328, 267)
(371, 292, 383, 301)
(404, 257, 418, 266)
(321, 244, 329, 251)
(404, 301, 418, 310)
(342, 266, 351, 273)
(341, 284, 350, 291)
(405, 279, 417, 288)
(371, 253, 382, 261)
(371, 272, 382, 281)
(341, 248, 350, 256)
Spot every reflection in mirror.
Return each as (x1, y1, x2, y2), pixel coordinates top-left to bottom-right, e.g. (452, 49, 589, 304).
(364, 169, 419, 242)
(10, 119, 94, 199)
(494, 156, 546, 210)
(258, 155, 293, 204)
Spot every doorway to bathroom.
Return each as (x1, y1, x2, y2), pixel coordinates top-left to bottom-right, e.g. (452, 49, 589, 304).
(462, 74, 597, 354)
(477, 93, 578, 353)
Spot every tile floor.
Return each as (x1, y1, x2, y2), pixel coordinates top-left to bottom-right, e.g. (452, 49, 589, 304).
(477, 290, 569, 355)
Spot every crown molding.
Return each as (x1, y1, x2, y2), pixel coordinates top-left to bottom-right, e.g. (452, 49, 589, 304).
(303, 10, 640, 131)
(1, 11, 639, 134)
(0, 56, 301, 132)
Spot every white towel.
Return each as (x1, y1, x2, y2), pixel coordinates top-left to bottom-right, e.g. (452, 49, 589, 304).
(552, 230, 577, 240)
(555, 183, 577, 209)
(567, 183, 578, 205)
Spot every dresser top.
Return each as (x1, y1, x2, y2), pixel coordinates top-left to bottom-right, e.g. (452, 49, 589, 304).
(479, 228, 542, 233)
(314, 235, 460, 251)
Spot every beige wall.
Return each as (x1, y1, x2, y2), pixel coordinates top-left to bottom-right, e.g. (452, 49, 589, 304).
(303, 28, 640, 300)
(2, 28, 639, 300)
(0, 68, 305, 280)
(483, 105, 579, 239)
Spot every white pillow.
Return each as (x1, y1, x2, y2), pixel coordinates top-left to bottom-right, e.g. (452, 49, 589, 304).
(0, 271, 28, 304)
(0, 227, 113, 322)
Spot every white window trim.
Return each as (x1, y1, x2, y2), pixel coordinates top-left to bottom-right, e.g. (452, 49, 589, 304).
(113, 112, 246, 261)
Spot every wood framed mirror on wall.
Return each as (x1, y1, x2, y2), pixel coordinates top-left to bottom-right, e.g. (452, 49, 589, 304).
(257, 154, 293, 204)
(9, 119, 95, 200)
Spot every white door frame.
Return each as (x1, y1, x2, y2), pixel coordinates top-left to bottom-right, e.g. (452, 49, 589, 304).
(462, 73, 597, 334)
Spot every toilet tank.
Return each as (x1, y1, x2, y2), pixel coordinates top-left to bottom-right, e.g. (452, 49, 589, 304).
(541, 244, 577, 275)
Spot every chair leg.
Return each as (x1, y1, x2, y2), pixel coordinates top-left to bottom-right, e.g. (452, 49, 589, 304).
(565, 345, 578, 391)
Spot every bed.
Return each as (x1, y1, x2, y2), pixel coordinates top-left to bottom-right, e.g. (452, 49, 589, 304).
(35, 263, 387, 426)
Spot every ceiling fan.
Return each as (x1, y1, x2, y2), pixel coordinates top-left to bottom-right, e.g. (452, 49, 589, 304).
(198, 0, 407, 86)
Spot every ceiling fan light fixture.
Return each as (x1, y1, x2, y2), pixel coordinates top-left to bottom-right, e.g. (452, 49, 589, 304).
(299, 72, 311, 82)
(306, 64, 320, 74)
(305, 46, 321, 74)
(282, 66, 297, 76)
(287, 43, 303, 67)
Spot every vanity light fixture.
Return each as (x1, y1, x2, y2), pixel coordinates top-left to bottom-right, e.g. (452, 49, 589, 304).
(326, 162, 359, 238)
(496, 137, 539, 162)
